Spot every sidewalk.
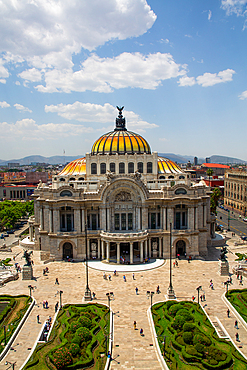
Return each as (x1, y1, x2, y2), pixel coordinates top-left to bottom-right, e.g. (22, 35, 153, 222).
(0, 239, 246, 369)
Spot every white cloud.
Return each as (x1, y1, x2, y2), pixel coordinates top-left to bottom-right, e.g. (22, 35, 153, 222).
(178, 76, 196, 87)
(0, 118, 100, 141)
(238, 90, 247, 99)
(18, 68, 42, 83)
(0, 59, 9, 78)
(178, 69, 235, 87)
(14, 103, 32, 113)
(0, 101, 10, 108)
(0, 79, 6, 84)
(196, 69, 235, 87)
(45, 102, 158, 131)
(221, 0, 247, 15)
(208, 10, 212, 20)
(0, 0, 156, 69)
(33, 52, 187, 93)
(159, 137, 167, 141)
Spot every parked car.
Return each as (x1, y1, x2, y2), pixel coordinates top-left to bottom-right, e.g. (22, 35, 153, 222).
(243, 218, 247, 222)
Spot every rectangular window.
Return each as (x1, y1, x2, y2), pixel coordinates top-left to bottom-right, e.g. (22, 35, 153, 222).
(67, 214, 72, 231)
(61, 214, 65, 229)
(128, 213, 133, 230)
(151, 213, 156, 229)
(92, 214, 97, 230)
(10, 190, 12, 198)
(157, 212, 160, 228)
(121, 213, 126, 230)
(115, 214, 120, 230)
(175, 212, 181, 229)
(87, 215, 90, 229)
(182, 212, 186, 227)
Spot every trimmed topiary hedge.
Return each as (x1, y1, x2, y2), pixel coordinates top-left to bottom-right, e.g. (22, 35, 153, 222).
(152, 300, 247, 369)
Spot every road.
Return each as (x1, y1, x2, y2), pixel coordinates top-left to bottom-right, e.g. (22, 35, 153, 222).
(216, 207, 247, 236)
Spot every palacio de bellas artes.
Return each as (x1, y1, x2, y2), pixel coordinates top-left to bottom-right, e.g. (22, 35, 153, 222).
(25, 107, 216, 263)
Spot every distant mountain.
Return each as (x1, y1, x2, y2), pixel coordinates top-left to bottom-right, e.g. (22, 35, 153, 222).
(210, 155, 247, 164)
(0, 155, 84, 166)
(0, 153, 246, 166)
(158, 153, 247, 165)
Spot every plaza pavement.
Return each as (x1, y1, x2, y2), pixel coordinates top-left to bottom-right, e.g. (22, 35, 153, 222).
(0, 233, 246, 369)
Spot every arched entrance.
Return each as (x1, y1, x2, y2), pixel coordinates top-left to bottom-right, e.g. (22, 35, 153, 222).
(63, 242, 73, 260)
(176, 240, 186, 257)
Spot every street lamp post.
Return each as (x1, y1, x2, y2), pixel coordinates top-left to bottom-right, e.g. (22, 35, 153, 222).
(196, 286, 202, 304)
(28, 285, 35, 297)
(167, 222, 176, 299)
(84, 222, 92, 301)
(59, 290, 63, 307)
(106, 292, 114, 312)
(146, 291, 155, 308)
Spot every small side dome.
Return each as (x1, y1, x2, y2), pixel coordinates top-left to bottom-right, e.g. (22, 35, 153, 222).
(58, 158, 86, 176)
(158, 157, 184, 174)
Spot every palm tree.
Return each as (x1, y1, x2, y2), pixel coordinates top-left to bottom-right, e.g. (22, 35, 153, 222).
(206, 168, 213, 179)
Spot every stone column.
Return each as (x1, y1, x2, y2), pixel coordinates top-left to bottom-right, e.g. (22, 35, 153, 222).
(145, 239, 148, 258)
(163, 207, 166, 230)
(40, 207, 44, 230)
(195, 207, 198, 230)
(101, 240, 105, 260)
(137, 207, 141, 230)
(53, 209, 59, 233)
(117, 242, 120, 264)
(149, 238, 152, 257)
(140, 241, 144, 263)
(142, 207, 148, 229)
(130, 242, 133, 264)
(81, 209, 85, 231)
(167, 208, 173, 227)
(97, 239, 101, 259)
(107, 208, 110, 231)
(159, 236, 162, 257)
(106, 242, 110, 262)
(87, 239, 90, 259)
(49, 209, 53, 233)
(74, 209, 80, 232)
(188, 207, 194, 230)
(29, 224, 33, 241)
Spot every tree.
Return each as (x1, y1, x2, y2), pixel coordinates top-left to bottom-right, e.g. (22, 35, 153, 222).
(206, 168, 213, 179)
(210, 187, 222, 214)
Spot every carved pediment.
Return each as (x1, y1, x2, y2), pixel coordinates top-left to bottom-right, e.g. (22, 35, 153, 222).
(115, 191, 131, 202)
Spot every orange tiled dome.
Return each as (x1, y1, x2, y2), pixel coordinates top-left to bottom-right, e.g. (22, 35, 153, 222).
(158, 157, 183, 174)
(59, 157, 86, 176)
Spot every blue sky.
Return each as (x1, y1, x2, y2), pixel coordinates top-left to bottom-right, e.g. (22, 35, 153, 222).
(0, 0, 247, 161)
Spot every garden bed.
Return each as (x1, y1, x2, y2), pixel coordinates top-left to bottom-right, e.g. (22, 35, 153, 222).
(152, 300, 247, 370)
(226, 288, 247, 324)
(0, 295, 31, 353)
(23, 303, 110, 370)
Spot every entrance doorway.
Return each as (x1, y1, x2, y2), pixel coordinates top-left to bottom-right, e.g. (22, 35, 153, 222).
(120, 243, 129, 261)
(176, 240, 186, 257)
(63, 242, 73, 259)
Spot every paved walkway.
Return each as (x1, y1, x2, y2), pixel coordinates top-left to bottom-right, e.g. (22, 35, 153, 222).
(0, 233, 246, 369)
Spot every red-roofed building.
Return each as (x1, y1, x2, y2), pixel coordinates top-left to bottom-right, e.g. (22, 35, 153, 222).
(201, 163, 230, 176)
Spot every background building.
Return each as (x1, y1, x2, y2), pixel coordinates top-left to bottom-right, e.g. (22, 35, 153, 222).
(224, 169, 247, 216)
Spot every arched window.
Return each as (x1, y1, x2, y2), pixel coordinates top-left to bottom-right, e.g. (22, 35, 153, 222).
(119, 162, 125, 174)
(59, 178, 65, 182)
(128, 162, 134, 173)
(147, 162, 153, 173)
(179, 175, 185, 179)
(60, 206, 74, 232)
(175, 188, 187, 195)
(69, 177, 75, 181)
(159, 176, 165, 179)
(100, 163, 106, 174)
(137, 162, 143, 173)
(78, 177, 84, 181)
(91, 163, 97, 174)
(110, 162, 115, 173)
(60, 190, 72, 197)
(168, 175, 174, 179)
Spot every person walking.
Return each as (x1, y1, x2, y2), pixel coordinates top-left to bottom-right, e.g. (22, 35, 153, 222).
(227, 309, 230, 318)
(236, 332, 239, 341)
(133, 321, 137, 330)
(140, 328, 144, 336)
(123, 275, 126, 282)
(55, 278, 59, 285)
(132, 273, 135, 280)
(109, 274, 111, 281)
(55, 301, 59, 313)
(234, 320, 238, 329)
(135, 287, 138, 295)
(156, 285, 160, 294)
(37, 315, 40, 323)
(175, 260, 178, 267)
